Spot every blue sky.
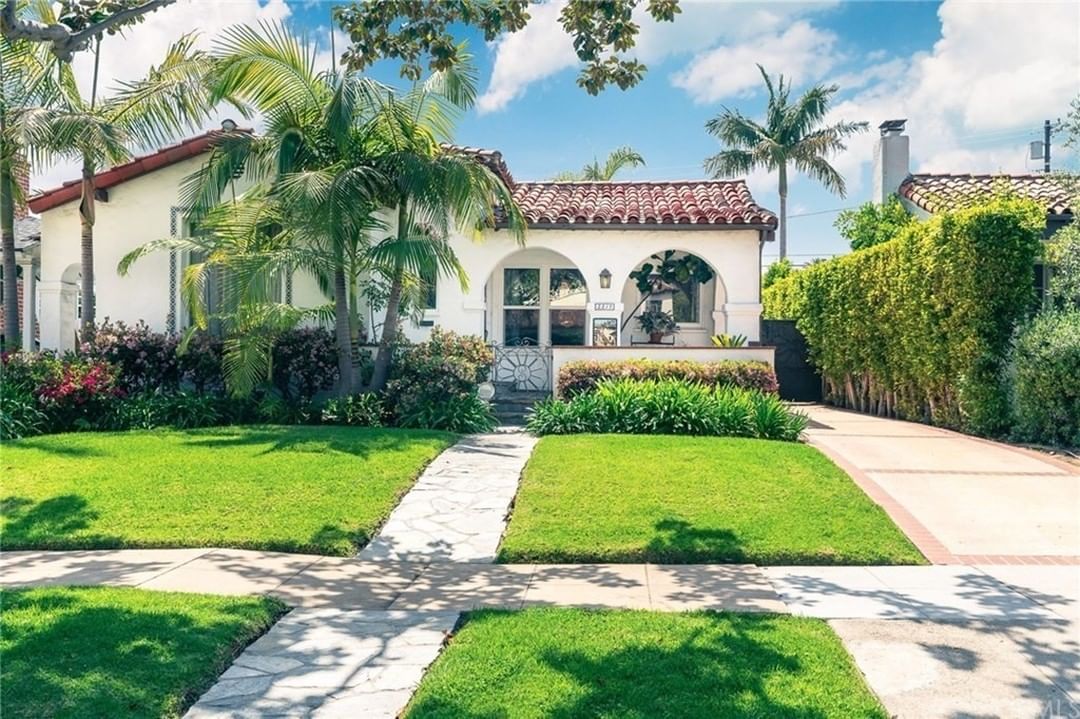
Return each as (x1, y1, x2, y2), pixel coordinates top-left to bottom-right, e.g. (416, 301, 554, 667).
(41, 0, 1080, 265)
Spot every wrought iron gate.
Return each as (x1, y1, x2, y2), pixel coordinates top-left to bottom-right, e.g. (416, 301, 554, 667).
(491, 342, 553, 392)
(761, 319, 821, 402)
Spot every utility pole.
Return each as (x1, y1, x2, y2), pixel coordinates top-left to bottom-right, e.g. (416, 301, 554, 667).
(1044, 119, 1051, 172)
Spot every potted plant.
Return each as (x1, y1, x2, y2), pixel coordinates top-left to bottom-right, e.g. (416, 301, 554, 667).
(637, 309, 678, 343)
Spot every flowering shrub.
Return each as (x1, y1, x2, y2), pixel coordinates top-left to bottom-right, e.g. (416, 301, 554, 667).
(557, 359, 778, 398)
(33, 356, 123, 431)
(81, 319, 182, 394)
(386, 329, 494, 433)
(179, 331, 226, 393)
(271, 327, 340, 402)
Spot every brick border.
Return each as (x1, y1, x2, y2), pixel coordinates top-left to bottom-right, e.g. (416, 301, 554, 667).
(807, 438, 958, 565)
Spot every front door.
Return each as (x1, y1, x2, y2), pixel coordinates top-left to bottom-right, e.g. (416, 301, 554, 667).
(501, 267, 587, 346)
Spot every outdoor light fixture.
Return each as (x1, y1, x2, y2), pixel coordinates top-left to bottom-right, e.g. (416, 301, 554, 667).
(599, 268, 612, 289)
(220, 118, 238, 132)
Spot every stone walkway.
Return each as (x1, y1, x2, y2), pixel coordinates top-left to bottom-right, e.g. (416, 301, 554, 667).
(802, 405, 1079, 564)
(360, 433, 537, 563)
(186, 430, 537, 718)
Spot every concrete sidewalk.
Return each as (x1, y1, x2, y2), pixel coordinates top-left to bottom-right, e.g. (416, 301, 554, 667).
(802, 405, 1080, 564)
(3, 549, 1075, 619)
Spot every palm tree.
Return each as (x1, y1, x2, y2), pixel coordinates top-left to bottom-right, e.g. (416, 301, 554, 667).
(22, 28, 215, 339)
(552, 146, 645, 181)
(364, 81, 526, 391)
(704, 65, 867, 259)
(174, 22, 388, 395)
(0, 1, 59, 351)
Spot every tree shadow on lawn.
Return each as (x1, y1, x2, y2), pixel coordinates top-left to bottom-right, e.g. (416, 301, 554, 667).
(644, 518, 747, 564)
(1, 495, 122, 549)
(176, 425, 454, 460)
(0, 588, 282, 719)
(407, 613, 863, 719)
(2, 438, 106, 457)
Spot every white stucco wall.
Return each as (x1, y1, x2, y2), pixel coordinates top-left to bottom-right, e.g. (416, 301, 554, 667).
(37, 155, 227, 350)
(35, 160, 769, 350)
(405, 225, 767, 345)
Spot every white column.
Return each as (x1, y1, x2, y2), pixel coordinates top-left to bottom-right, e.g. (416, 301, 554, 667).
(722, 302, 763, 341)
(18, 257, 36, 351)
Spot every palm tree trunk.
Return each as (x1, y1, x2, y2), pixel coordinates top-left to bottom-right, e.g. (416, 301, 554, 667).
(368, 262, 402, 393)
(778, 162, 788, 260)
(0, 161, 19, 352)
(333, 261, 353, 396)
(79, 157, 96, 339)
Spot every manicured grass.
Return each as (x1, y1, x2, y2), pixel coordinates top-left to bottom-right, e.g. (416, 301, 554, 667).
(2, 425, 455, 555)
(498, 435, 925, 565)
(1, 586, 285, 719)
(405, 608, 888, 719)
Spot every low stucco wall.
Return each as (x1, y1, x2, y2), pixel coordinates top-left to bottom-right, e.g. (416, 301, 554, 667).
(551, 345, 776, 393)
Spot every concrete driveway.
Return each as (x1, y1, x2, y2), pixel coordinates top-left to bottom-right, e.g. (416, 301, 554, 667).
(802, 405, 1079, 564)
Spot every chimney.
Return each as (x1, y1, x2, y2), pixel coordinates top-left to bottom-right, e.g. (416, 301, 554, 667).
(873, 119, 909, 205)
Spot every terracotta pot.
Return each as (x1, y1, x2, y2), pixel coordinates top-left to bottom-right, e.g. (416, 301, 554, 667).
(649, 332, 664, 344)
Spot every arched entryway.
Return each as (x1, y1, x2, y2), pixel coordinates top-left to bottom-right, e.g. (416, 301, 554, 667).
(485, 247, 588, 390)
(620, 250, 726, 346)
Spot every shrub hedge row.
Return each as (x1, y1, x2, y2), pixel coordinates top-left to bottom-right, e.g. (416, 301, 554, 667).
(763, 197, 1044, 436)
(556, 359, 778, 399)
(529, 378, 806, 441)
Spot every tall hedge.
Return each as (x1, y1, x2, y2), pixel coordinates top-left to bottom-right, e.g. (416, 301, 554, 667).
(764, 197, 1044, 435)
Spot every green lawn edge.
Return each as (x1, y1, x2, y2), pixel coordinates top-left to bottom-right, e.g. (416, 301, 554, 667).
(2, 425, 457, 556)
(497, 434, 926, 566)
(0, 586, 287, 719)
(405, 608, 890, 719)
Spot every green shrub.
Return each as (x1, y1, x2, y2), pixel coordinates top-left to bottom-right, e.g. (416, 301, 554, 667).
(765, 197, 1044, 435)
(1007, 309, 1080, 447)
(321, 393, 385, 427)
(386, 329, 494, 433)
(557, 359, 778, 398)
(396, 392, 496, 433)
(528, 378, 806, 441)
(0, 384, 46, 440)
(103, 391, 224, 431)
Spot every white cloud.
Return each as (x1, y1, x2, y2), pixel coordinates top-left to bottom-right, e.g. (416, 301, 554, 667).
(476, 1, 577, 114)
(31, 0, 292, 192)
(672, 21, 840, 103)
(477, 0, 839, 113)
(822, 0, 1080, 196)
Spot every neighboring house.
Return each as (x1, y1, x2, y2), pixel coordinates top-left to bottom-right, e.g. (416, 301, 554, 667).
(27, 127, 777, 390)
(873, 119, 1075, 235)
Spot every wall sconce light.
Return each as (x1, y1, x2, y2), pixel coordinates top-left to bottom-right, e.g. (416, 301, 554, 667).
(599, 268, 612, 289)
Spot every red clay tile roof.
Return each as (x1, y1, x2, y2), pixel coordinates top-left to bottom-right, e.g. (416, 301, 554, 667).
(899, 173, 1074, 217)
(31, 136, 777, 229)
(508, 180, 777, 227)
(28, 129, 250, 214)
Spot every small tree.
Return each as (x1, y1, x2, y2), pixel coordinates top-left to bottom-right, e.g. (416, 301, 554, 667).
(835, 196, 916, 251)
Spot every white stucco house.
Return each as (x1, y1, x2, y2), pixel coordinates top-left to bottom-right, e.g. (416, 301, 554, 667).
(26, 129, 777, 390)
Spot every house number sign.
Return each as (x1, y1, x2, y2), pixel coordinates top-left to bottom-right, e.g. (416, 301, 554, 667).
(592, 302, 616, 311)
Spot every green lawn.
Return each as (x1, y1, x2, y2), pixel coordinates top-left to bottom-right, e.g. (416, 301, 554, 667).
(2, 426, 455, 555)
(1, 586, 284, 719)
(498, 435, 924, 565)
(405, 608, 888, 719)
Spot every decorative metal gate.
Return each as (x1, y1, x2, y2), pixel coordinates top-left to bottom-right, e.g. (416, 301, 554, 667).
(491, 342, 553, 392)
(760, 319, 821, 402)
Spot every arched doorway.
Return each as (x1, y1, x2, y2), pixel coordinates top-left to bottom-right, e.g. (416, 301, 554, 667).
(486, 247, 588, 390)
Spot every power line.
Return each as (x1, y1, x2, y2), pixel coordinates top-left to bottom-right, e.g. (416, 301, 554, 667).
(786, 207, 857, 219)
